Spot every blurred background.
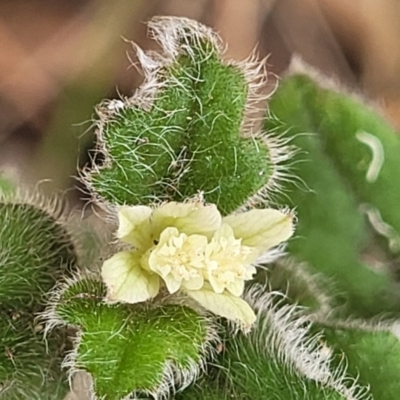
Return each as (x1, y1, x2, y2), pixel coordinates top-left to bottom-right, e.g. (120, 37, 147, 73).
(1, 0, 400, 201)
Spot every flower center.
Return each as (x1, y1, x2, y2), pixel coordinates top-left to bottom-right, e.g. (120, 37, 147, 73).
(145, 225, 256, 296)
(203, 225, 256, 295)
(147, 229, 206, 282)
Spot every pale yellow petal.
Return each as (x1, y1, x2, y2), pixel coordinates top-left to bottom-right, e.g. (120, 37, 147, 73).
(212, 223, 235, 241)
(152, 201, 221, 237)
(147, 227, 180, 276)
(153, 263, 171, 278)
(185, 288, 256, 329)
(227, 278, 245, 297)
(185, 234, 209, 252)
(224, 209, 294, 252)
(146, 274, 160, 298)
(101, 251, 160, 303)
(163, 274, 182, 294)
(182, 275, 204, 291)
(117, 206, 153, 249)
(207, 274, 226, 294)
(157, 227, 180, 247)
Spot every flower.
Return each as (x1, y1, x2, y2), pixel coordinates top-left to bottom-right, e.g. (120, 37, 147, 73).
(102, 201, 294, 328)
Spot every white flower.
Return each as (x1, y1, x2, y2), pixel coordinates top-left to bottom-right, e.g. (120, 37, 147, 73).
(102, 201, 294, 328)
(147, 227, 207, 293)
(204, 223, 257, 297)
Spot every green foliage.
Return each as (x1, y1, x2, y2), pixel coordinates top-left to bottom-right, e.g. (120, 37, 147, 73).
(68, 20, 400, 400)
(174, 50, 270, 213)
(89, 18, 271, 215)
(0, 175, 14, 197)
(70, 18, 282, 397)
(0, 202, 76, 308)
(302, 79, 400, 233)
(318, 324, 400, 400)
(90, 55, 196, 206)
(0, 201, 76, 398)
(5, 16, 400, 400)
(265, 73, 400, 318)
(0, 313, 66, 400)
(178, 292, 367, 400)
(54, 278, 213, 399)
(215, 334, 342, 397)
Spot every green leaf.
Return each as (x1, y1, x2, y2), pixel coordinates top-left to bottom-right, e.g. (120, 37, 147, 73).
(55, 279, 213, 399)
(0, 312, 67, 400)
(179, 290, 367, 400)
(318, 323, 400, 400)
(298, 76, 400, 236)
(0, 202, 76, 308)
(174, 48, 271, 215)
(0, 201, 75, 398)
(88, 17, 272, 215)
(265, 73, 400, 317)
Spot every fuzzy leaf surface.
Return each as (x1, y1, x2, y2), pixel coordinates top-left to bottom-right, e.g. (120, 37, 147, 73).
(55, 279, 210, 399)
(178, 291, 368, 400)
(319, 325, 400, 400)
(0, 313, 67, 400)
(0, 202, 76, 308)
(0, 202, 75, 398)
(265, 74, 400, 317)
(89, 18, 271, 215)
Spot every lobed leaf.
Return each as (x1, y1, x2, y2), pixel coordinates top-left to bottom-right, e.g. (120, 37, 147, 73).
(88, 17, 272, 215)
(55, 278, 214, 399)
